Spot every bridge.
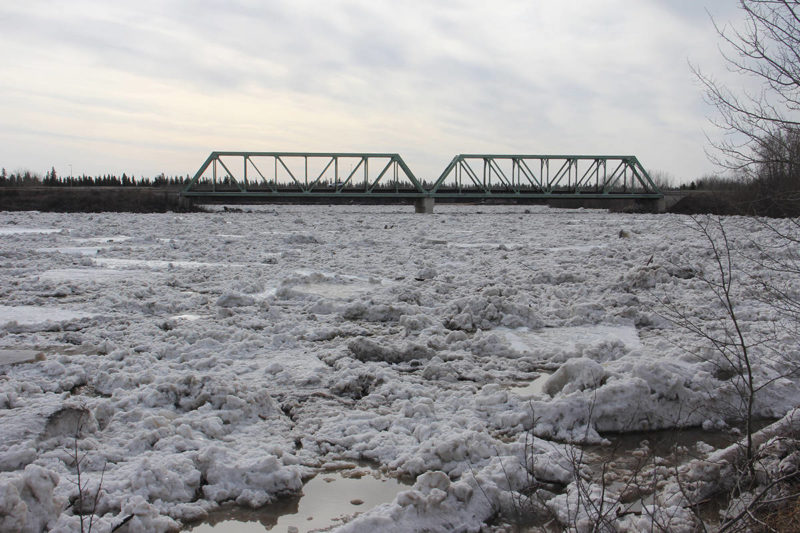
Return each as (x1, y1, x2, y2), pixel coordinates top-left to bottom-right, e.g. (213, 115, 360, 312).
(181, 152, 663, 212)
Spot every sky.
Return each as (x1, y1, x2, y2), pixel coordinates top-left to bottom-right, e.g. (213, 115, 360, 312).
(0, 0, 744, 184)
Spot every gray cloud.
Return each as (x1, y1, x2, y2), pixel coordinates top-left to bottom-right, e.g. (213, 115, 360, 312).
(653, 0, 740, 24)
(0, 1, 746, 181)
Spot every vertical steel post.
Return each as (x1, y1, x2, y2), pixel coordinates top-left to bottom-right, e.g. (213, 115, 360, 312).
(572, 159, 576, 190)
(595, 159, 600, 192)
(594, 160, 608, 192)
(542, 159, 548, 192)
(601, 159, 606, 190)
(564, 159, 568, 190)
(622, 164, 633, 192)
(512, 159, 516, 190)
(624, 165, 628, 192)
(541, 159, 545, 192)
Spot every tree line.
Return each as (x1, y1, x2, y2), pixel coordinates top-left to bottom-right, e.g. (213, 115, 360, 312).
(0, 167, 190, 188)
(691, 0, 800, 218)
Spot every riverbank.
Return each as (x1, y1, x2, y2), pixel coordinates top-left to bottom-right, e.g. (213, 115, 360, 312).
(0, 187, 194, 212)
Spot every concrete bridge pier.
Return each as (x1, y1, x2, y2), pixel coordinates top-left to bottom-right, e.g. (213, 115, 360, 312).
(178, 193, 194, 211)
(415, 197, 435, 214)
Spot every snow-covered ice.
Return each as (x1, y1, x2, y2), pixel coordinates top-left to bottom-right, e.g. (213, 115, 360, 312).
(499, 323, 642, 363)
(92, 258, 235, 269)
(0, 349, 42, 366)
(0, 205, 798, 532)
(0, 227, 60, 235)
(0, 305, 97, 330)
(38, 268, 147, 283)
(36, 246, 106, 256)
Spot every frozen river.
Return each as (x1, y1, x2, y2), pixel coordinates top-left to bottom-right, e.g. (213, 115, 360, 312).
(0, 205, 797, 532)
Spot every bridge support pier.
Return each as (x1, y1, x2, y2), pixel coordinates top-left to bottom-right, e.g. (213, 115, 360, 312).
(178, 194, 194, 211)
(415, 197, 435, 214)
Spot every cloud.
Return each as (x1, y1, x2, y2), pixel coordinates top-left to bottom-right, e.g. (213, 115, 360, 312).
(0, 1, 745, 181)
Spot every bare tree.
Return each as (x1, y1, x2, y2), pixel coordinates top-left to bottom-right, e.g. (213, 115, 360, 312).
(739, 217, 800, 341)
(695, 0, 800, 174)
(68, 413, 105, 533)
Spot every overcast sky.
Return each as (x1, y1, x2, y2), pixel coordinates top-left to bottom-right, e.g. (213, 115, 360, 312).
(0, 1, 743, 183)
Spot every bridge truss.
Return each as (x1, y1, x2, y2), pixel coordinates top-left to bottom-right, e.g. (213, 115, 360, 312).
(182, 152, 427, 198)
(430, 154, 660, 198)
(182, 152, 662, 201)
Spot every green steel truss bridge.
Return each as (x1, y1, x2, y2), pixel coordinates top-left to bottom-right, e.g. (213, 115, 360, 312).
(184, 152, 426, 198)
(181, 152, 662, 208)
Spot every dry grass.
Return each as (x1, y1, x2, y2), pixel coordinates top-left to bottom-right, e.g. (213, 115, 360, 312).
(753, 491, 800, 532)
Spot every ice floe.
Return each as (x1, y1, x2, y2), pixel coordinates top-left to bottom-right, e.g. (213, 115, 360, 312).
(0, 205, 797, 532)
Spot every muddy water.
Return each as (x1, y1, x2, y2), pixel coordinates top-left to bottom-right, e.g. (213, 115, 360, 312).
(582, 424, 773, 494)
(508, 424, 778, 532)
(595, 419, 777, 463)
(584, 422, 776, 525)
(186, 470, 408, 532)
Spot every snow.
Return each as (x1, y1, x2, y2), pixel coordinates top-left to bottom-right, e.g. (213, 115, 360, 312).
(38, 267, 147, 283)
(93, 258, 235, 269)
(0, 205, 797, 532)
(171, 314, 204, 322)
(36, 246, 106, 256)
(499, 323, 642, 362)
(505, 371, 552, 397)
(0, 227, 60, 235)
(0, 349, 42, 366)
(71, 236, 132, 243)
(0, 305, 97, 330)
